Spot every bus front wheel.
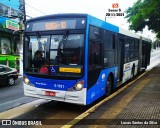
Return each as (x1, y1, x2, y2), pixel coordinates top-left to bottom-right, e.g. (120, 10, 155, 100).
(105, 76, 112, 97)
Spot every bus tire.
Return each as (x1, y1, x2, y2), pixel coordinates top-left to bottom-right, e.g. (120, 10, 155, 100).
(105, 76, 112, 97)
(8, 77, 15, 86)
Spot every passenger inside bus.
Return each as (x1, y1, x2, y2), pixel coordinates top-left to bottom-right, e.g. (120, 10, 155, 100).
(39, 60, 49, 74)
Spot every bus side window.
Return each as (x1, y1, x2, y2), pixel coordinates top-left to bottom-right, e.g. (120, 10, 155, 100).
(89, 41, 101, 69)
(104, 31, 116, 67)
(89, 25, 102, 69)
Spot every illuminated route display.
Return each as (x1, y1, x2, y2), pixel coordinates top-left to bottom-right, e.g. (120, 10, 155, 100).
(45, 21, 67, 30)
(26, 18, 86, 31)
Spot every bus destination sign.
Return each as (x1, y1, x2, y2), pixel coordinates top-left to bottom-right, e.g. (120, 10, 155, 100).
(45, 21, 67, 30)
(31, 20, 77, 31)
(26, 18, 86, 32)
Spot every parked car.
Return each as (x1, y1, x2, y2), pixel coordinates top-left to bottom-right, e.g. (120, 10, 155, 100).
(0, 65, 18, 86)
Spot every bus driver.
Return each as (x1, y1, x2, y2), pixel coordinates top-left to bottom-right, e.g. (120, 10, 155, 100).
(32, 50, 45, 70)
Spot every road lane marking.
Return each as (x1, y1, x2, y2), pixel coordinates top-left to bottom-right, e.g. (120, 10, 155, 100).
(0, 99, 47, 119)
(0, 97, 26, 106)
(62, 69, 152, 128)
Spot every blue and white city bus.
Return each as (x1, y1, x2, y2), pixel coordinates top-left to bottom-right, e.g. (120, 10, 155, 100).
(23, 14, 151, 105)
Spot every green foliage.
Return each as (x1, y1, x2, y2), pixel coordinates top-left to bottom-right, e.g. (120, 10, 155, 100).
(125, 0, 160, 38)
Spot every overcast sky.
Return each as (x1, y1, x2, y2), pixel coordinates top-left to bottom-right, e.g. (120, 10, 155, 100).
(25, 0, 156, 40)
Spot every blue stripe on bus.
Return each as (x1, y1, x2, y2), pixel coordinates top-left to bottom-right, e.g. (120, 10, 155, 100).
(27, 75, 86, 91)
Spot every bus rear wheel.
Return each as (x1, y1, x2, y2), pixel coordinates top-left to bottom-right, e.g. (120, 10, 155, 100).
(105, 76, 112, 97)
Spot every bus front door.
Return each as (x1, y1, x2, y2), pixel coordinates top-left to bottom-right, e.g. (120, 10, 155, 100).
(118, 39, 125, 82)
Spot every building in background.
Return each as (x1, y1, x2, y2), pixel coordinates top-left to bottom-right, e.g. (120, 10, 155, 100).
(0, 0, 21, 72)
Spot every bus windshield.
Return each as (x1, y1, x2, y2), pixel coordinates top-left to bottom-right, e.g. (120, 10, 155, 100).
(24, 33, 84, 77)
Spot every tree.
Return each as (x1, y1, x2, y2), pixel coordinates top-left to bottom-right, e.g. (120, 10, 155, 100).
(125, 0, 160, 38)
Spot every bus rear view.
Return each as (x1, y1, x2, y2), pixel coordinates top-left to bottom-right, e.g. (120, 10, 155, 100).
(23, 14, 87, 105)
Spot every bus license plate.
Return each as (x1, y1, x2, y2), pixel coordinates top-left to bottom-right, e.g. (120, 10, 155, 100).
(45, 91, 56, 96)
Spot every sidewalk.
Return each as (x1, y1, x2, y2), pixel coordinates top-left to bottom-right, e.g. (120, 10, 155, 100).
(73, 64, 160, 127)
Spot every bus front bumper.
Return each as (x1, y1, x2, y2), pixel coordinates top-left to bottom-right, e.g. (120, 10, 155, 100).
(23, 83, 86, 105)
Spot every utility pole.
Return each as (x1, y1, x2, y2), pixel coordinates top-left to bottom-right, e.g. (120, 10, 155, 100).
(19, 0, 26, 23)
(19, 0, 26, 75)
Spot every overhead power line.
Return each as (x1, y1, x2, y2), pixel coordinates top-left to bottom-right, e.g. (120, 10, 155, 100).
(25, 2, 47, 15)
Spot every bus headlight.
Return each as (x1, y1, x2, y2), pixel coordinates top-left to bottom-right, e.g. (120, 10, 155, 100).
(24, 77, 29, 84)
(75, 82, 83, 90)
(67, 80, 84, 91)
(23, 76, 34, 86)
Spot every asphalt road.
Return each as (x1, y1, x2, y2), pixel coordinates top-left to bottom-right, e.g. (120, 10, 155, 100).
(0, 78, 37, 112)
